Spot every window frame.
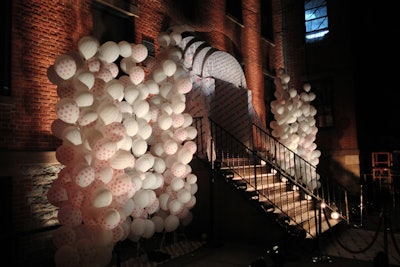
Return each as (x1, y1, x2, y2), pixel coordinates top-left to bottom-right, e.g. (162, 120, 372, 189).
(226, 0, 243, 24)
(92, 1, 136, 44)
(304, 0, 329, 43)
(1, 0, 12, 97)
(306, 77, 334, 128)
(261, 0, 274, 42)
(264, 74, 276, 130)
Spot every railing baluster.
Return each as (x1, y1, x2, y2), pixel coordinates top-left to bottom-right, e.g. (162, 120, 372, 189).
(194, 117, 349, 238)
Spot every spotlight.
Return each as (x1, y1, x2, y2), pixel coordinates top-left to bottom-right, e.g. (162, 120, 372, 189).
(261, 202, 275, 213)
(329, 202, 340, 219)
(304, 194, 312, 200)
(331, 211, 340, 219)
(234, 180, 247, 190)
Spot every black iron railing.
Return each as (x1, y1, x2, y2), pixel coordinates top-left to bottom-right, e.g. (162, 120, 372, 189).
(192, 116, 349, 238)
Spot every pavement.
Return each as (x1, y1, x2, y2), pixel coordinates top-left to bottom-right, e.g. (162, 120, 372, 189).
(113, 185, 400, 267)
(114, 204, 400, 267)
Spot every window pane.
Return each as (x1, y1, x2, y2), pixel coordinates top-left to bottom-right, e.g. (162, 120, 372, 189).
(92, 2, 135, 44)
(306, 17, 328, 32)
(305, 0, 326, 10)
(305, 6, 327, 20)
(261, 0, 273, 41)
(304, 0, 328, 42)
(226, 0, 242, 23)
(307, 78, 334, 128)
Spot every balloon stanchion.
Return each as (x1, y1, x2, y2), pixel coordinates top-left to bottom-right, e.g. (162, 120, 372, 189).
(311, 199, 333, 264)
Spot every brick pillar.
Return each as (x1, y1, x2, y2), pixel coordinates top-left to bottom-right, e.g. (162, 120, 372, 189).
(241, 0, 266, 126)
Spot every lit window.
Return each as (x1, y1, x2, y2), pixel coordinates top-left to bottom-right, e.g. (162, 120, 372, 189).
(304, 0, 329, 42)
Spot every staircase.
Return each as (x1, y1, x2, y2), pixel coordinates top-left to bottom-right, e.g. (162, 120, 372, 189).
(192, 116, 349, 240)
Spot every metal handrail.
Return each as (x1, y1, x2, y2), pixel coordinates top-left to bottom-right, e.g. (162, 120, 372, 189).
(192, 116, 349, 238)
(252, 123, 349, 223)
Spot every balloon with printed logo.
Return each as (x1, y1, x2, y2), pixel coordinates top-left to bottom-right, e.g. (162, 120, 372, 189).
(93, 138, 117, 160)
(131, 44, 148, 63)
(163, 139, 178, 155)
(86, 57, 101, 73)
(57, 204, 82, 227)
(47, 181, 68, 207)
(56, 144, 79, 166)
(73, 164, 95, 188)
(175, 77, 192, 94)
(98, 207, 121, 230)
(56, 98, 80, 124)
(54, 54, 77, 80)
(109, 173, 133, 196)
(129, 66, 145, 85)
(52, 226, 76, 248)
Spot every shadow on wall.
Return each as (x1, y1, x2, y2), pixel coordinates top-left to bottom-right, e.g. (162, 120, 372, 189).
(320, 156, 361, 196)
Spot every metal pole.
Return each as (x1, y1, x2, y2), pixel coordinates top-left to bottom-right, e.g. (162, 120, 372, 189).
(209, 137, 215, 245)
(360, 184, 363, 227)
(383, 192, 388, 255)
(312, 200, 332, 263)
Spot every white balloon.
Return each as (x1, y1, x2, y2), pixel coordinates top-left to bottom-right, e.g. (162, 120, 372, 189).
(99, 41, 120, 63)
(164, 214, 179, 232)
(78, 36, 99, 60)
(118, 40, 132, 58)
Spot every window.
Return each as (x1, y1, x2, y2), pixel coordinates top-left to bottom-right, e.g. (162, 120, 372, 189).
(226, 0, 243, 24)
(142, 39, 155, 58)
(92, 1, 135, 44)
(142, 38, 155, 68)
(307, 77, 334, 128)
(264, 75, 276, 129)
(304, 0, 329, 42)
(261, 0, 273, 41)
(0, 0, 12, 96)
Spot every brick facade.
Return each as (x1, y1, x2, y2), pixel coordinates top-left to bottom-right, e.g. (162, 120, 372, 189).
(1, 0, 361, 265)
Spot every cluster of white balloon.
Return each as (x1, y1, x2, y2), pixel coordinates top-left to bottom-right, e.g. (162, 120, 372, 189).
(269, 69, 321, 190)
(46, 27, 198, 267)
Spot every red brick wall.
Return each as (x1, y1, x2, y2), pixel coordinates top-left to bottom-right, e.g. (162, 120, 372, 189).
(5, 2, 276, 263)
(7, 1, 94, 250)
(1, 0, 93, 151)
(5, 0, 282, 231)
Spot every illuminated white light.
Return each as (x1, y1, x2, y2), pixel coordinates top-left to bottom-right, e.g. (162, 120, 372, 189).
(331, 211, 340, 220)
(304, 194, 312, 200)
